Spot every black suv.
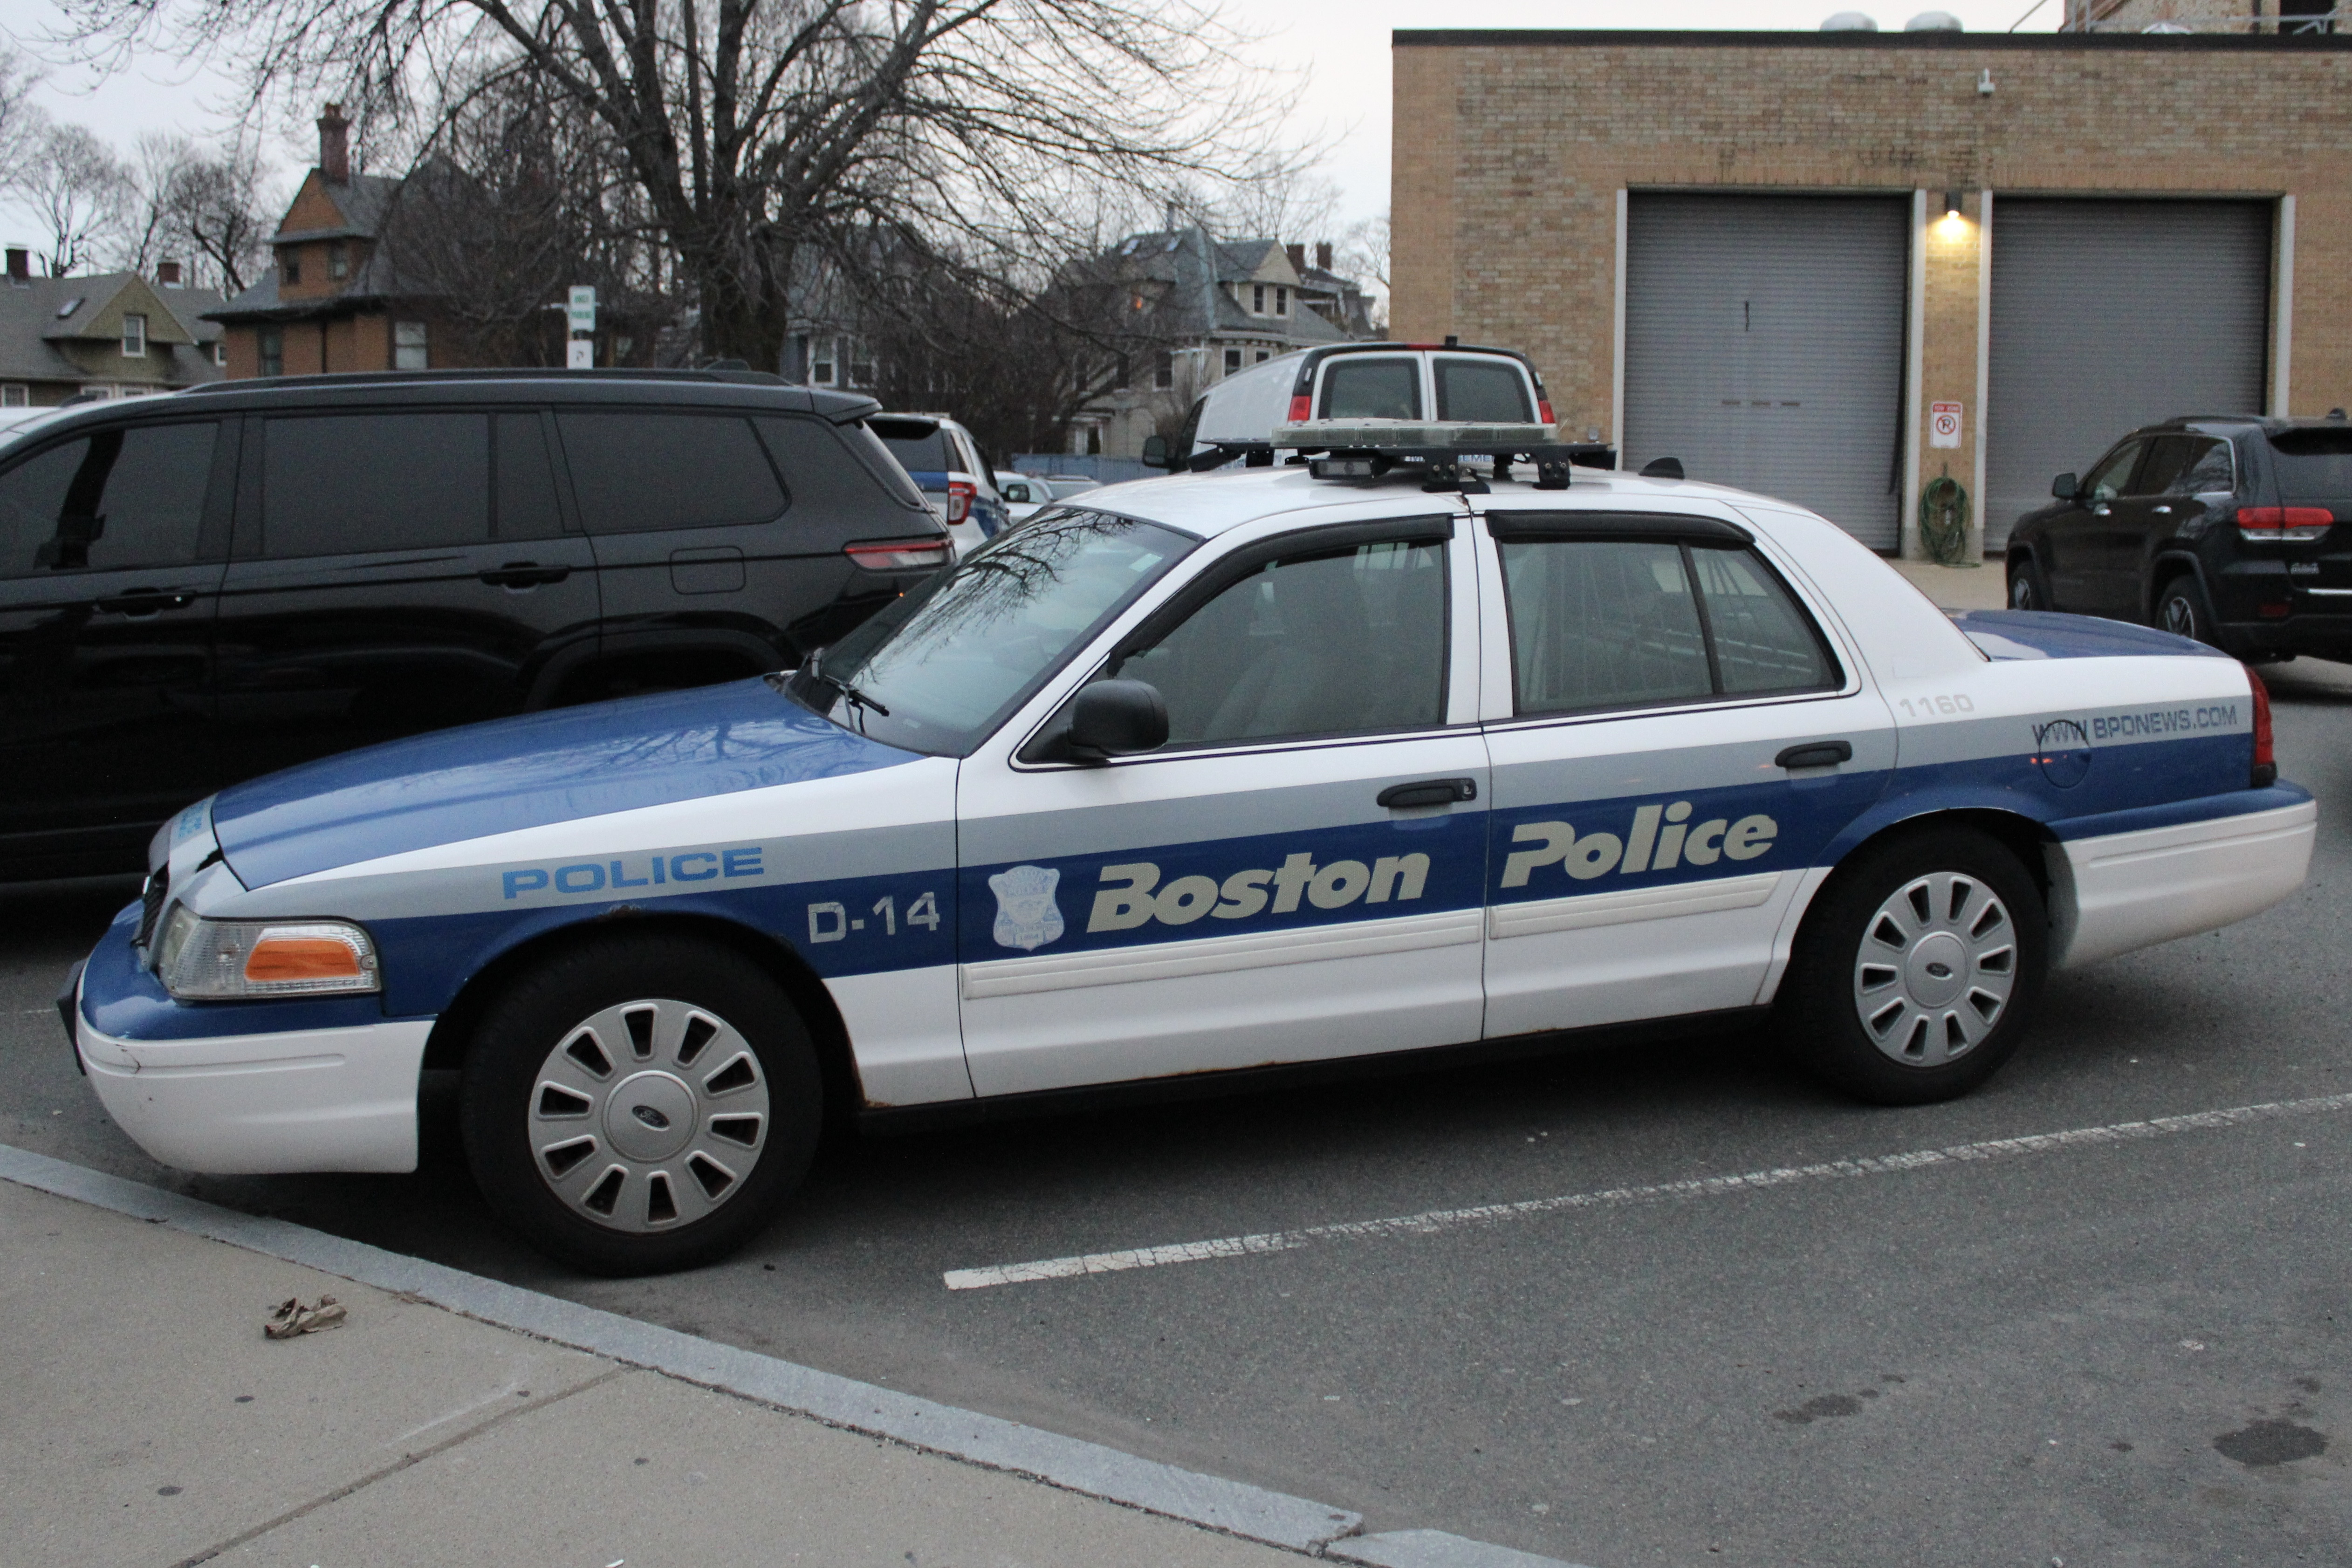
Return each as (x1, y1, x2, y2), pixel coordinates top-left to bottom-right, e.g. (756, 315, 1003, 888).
(0, 369, 950, 879)
(2007, 413, 2352, 658)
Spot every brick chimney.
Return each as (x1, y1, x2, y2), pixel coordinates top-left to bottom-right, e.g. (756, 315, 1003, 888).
(5, 247, 26, 285)
(157, 260, 184, 288)
(1315, 241, 1333, 272)
(1284, 242, 1305, 272)
(318, 103, 351, 183)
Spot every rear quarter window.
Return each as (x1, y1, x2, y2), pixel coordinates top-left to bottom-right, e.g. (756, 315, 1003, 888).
(557, 411, 787, 533)
(757, 417, 933, 519)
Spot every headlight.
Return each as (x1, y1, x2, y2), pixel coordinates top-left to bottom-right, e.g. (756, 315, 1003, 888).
(154, 908, 380, 1000)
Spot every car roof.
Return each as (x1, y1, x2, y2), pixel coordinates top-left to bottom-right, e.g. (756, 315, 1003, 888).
(162, 369, 878, 421)
(1065, 463, 1780, 540)
(2145, 413, 2351, 438)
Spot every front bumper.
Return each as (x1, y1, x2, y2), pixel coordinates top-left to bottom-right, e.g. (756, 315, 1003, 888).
(71, 965, 431, 1175)
(2047, 794, 2316, 969)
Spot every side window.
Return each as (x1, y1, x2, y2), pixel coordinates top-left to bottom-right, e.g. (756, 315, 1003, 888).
(1433, 358, 1533, 422)
(1116, 533, 1449, 746)
(2169, 437, 2236, 496)
(263, 414, 489, 557)
(1319, 358, 1422, 420)
(0, 424, 217, 574)
(2083, 440, 2144, 503)
(558, 412, 787, 533)
(1496, 534, 1836, 717)
(494, 413, 564, 540)
(2131, 436, 2195, 497)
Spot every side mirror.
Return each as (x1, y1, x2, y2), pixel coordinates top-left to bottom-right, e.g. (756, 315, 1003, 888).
(1139, 435, 1170, 470)
(1065, 679, 1167, 762)
(2051, 472, 2079, 500)
(1639, 456, 1684, 480)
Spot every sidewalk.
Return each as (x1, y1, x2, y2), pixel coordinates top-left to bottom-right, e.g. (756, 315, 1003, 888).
(1888, 556, 2007, 612)
(0, 1154, 1574, 1568)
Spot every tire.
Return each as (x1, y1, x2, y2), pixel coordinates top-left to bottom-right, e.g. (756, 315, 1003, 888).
(2156, 576, 2219, 650)
(2007, 557, 2048, 612)
(1777, 826, 2047, 1105)
(460, 931, 823, 1274)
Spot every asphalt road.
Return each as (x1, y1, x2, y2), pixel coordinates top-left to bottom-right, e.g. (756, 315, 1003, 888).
(7, 666, 2350, 1567)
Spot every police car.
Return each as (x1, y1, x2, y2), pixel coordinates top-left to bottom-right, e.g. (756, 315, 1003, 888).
(62, 420, 2317, 1274)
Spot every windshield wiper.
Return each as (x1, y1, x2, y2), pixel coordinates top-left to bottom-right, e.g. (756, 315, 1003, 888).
(797, 649, 891, 728)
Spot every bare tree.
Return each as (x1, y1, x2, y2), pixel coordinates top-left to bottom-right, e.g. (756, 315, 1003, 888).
(54, 0, 1294, 367)
(0, 48, 45, 188)
(18, 122, 130, 275)
(112, 130, 197, 275)
(168, 141, 277, 292)
(1337, 209, 1388, 333)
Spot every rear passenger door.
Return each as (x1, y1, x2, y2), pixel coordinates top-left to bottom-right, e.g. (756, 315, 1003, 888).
(1473, 510, 1894, 1037)
(215, 409, 600, 781)
(556, 408, 810, 687)
(0, 417, 230, 866)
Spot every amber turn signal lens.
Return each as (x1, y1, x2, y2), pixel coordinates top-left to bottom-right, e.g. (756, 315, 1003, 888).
(244, 937, 364, 983)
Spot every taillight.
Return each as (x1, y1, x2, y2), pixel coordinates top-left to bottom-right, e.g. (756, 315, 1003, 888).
(2246, 664, 2276, 788)
(1287, 394, 1311, 422)
(2237, 506, 2333, 542)
(1538, 399, 1556, 425)
(845, 538, 951, 571)
(946, 480, 974, 525)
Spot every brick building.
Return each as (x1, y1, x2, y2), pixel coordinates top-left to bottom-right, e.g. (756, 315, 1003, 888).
(1391, 27, 2352, 557)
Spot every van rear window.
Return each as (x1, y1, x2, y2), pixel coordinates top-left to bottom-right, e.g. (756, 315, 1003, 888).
(1434, 358, 1533, 422)
(1321, 359, 1421, 420)
(2269, 429, 2352, 500)
(871, 420, 953, 475)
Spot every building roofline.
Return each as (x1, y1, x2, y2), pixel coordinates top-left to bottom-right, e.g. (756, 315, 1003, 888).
(1393, 27, 2352, 50)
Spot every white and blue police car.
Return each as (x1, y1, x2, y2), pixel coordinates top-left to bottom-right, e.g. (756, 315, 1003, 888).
(63, 421, 2317, 1273)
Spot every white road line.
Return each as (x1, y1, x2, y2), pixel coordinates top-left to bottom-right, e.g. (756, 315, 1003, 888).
(942, 1089, 2352, 1291)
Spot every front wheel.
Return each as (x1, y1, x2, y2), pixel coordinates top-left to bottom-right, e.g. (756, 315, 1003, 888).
(460, 932, 823, 1274)
(1777, 827, 2047, 1105)
(2007, 558, 2047, 612)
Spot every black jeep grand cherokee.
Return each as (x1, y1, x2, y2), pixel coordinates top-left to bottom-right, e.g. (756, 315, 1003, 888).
(0, 369, 950, 879)
(2007, 412, 2352, 660)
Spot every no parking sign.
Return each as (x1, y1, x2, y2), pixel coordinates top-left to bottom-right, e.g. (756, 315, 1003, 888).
(1930, 400, 1963, 449)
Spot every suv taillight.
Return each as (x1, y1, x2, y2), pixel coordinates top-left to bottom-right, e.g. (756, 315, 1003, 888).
(1287, 394, 1311, 422)
(2237, 506, 2333, 542)
(945, 480, 974, 525)
(1537, 399, 1556, 425)
(845, 537, 951, 571)
(2247, 664, 2276, 788)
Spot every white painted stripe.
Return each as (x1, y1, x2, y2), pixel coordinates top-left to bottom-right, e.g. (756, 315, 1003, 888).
(1487, 871, 1779, 941)
(942, 1089, 2352, 1291)
(960, 906, 1483, 1000)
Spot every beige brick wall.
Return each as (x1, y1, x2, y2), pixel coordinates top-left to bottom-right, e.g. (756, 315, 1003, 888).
(1393, 34, 2352, 551)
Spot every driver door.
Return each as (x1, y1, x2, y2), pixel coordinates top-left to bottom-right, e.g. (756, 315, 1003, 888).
(953, 513, 1489, 1098)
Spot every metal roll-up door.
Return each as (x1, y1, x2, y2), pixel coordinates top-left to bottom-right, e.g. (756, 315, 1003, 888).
(1987, 199, 2270, 553)
(1624, 194, 1909, 550)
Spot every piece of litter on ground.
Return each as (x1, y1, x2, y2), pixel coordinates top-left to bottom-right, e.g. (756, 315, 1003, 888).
(265, 1295, 348, 1339)
(2179, 1338, 2205, 1351)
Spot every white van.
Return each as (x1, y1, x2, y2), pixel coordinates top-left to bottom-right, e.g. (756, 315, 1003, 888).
(1142, 341, 1566, 472)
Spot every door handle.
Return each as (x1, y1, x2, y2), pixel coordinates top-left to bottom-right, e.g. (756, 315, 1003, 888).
(2092, 504, 2112, 516)
(2151, 505, 2173, 514)
(478, 562, 570, 588)
(1775, 740, 1852, 770)
(1378, 777, 1478, 809)
(95, 590, 196, 616)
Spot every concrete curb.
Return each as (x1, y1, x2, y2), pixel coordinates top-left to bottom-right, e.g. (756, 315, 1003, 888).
(0, 1142, 1588, 1565)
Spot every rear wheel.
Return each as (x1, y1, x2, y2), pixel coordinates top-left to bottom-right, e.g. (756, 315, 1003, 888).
(1778, 826, 2047, 1105)
(460, 932, 823, 1274)
(2156, 577, 2217, 648)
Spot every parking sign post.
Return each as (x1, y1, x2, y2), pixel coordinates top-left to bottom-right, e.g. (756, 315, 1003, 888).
(567, 286, 596, 369)
(1929, 400, 1962, 450)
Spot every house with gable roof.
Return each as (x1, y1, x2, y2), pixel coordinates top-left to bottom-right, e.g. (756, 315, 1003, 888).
(0, 251, 225, 408)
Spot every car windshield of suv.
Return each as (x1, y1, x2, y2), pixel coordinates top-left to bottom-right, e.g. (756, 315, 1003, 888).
(871, 419, 954, 476)
(2268, 428, 2352, 500)
(790, 509, 1194, 756)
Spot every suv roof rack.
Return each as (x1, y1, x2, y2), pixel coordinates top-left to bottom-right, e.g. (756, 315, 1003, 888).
(183, 366, 790, 396)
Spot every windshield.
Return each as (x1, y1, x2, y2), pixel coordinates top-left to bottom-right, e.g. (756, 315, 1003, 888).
(791, 508, 1194, 755)
(2269, 429, 2352, 501)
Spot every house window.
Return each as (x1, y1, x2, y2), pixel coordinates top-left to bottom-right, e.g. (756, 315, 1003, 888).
(848, 339, 874, 387)
(1115, 353, 1131, 390)
(213, 343, 226, 367)
(121, 314, 146, 357)
(1223, 348, 1241, 374)
(1155, 349, 1174, 390)
(394, 319, 429, 370)
(329, 243, 349, 281)
(282, 254, 301, 286)
(259, 326, 283, 377)
(1, 384, 25, 407)
(811, 337, 836, 384)
(1275, 288, 1289, 317)
(1251, 283, 1266, 315)
(1256, 349, 1271, 363)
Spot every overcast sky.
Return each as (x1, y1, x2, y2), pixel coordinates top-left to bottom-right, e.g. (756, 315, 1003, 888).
(0, 0, 2057, 260)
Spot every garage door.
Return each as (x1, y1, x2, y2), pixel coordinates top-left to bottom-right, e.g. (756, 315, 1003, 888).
(1987, 199, 2270, 552)
(1623, 194, 1910, 550)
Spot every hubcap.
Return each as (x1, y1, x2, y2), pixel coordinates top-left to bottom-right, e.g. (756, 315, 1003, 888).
(2009, 575, 2034, 610)
(528, 998, 768, 1232)
(1851, 872, 2017, 1067)
(2162, 594, 2197, 638)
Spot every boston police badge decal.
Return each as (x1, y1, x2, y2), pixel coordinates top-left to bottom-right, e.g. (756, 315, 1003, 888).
(988, 864, 1065, 951)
